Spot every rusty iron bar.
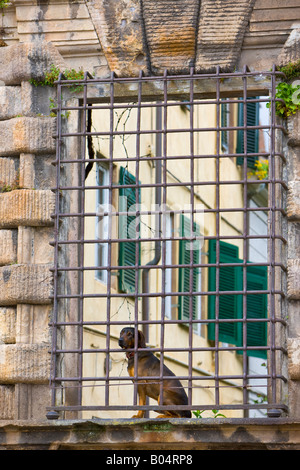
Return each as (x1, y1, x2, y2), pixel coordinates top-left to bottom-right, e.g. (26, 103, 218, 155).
(48, 67, 287, 419)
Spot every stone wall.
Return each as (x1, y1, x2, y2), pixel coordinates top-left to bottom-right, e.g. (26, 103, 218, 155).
(286, 111, 300, 418)
(0, 41, 63, 420)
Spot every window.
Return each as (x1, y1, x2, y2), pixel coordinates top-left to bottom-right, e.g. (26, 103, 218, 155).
(49, 68, 286, 419)
(208, 239, 242, 344)
(118, 166, 141, 294)
(178, 215, 201, 334)
(208, 239, 267, 358)
(95, 163, 109, 283)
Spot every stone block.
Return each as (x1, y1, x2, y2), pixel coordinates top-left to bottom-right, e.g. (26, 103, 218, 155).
(287, 111, 300, 147)
(0, 190, 55, 228)
(15, 384, 51, 420)
(0, 158, 18, 188)
(0, 307, 16, 344)
(0, 386, 15, 420)
(142, 0, 199, 74)
(0, 117, 56, 157)
(0, 87, 23, 121)
(16, 304, 51, 344)
(0, 230, 17, 266)
(19, 154, 35, 189)
(0, 264, 53, 305)
(287, 259, 300, 300)
(287, 182, 300, 220)
(288, 337, 300, 380)
(0, 41, 66, 86)
(195, 0, 255, 72)
(86, 0, 148, 76)
(0, 344, 50, 384)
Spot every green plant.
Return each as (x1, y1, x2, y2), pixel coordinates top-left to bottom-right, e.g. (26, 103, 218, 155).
(0, 172, 21, 193)
(276, 60, 300, 81)
(0, 0, 10, 9)
(29, 64, 85, 93)
(267, 81, 300, 118)
(193, 409, 226, 419)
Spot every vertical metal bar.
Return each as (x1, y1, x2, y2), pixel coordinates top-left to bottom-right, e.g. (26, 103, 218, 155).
(215, 66, 221, 407)
(159, 69, 168, 408)
(268, 65, 278, 414)
(77, 73, 89, 411)
(188, 67, 195, 407)
(242, 66, 248, 409)
(133, 72, 143, 408)
(105, 71, 115, 408)
(47, 74, 63, 418)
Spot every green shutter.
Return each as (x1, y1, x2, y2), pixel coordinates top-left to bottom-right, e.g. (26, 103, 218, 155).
(118, 167, 140, 294)
(178, 215, 201, 328)
(236, 98, 259, 169)
(237, 264, 268, 359)
(208, 240, 242, 344)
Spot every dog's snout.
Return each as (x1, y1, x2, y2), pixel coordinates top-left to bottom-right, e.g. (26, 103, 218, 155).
(118, 337, 124, 347)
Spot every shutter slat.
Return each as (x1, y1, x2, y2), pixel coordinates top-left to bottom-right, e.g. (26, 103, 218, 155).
(208, 240, 242, 344)
(178, 215, 201, 327)
(236, 99, 259, 169)
(118, 167, 141, 294)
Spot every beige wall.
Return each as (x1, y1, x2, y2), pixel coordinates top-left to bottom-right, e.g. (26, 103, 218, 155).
(82, 101, 245, 419)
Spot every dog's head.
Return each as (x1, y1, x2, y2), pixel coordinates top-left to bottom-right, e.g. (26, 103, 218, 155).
(118, 327, 146, 351)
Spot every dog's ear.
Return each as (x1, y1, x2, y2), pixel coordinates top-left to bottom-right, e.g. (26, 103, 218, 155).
(138, 330, 146, 348)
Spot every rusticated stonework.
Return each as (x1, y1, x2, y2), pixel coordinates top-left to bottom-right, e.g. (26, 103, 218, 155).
(87, 0, 255, 76)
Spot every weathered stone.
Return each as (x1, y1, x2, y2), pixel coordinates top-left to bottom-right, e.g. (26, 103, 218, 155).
(0, 308, 16, 344)
(287, 259, 300, 300)
(19, 154, 35, 189)
(0, 190, 55, 228)
(86, 0, 148, 76)
(0, 386, 14, 420)
(20, 81, 57, 117)
(196, 0, 255, 72)
(0, 230, 17, 266)
(287, 182, 300, 220)
(16, 304, 51, 344)
(142, 0, 200, 74)
(0, 87, 22, 120)
(278, 28, 300, 67)
(0, 264, 53, 305)
(288, 337, 300, 380)
(0, 344, 50, 384)
(0, 41, 66, 86)
(0, 117, 55, 157)
(15, 384, 51, 420)
(0, 158, 18, 188)
(287, 111, 300, 148)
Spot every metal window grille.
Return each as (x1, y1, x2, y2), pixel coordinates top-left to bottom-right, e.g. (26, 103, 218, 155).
(47, 66, 288, 420)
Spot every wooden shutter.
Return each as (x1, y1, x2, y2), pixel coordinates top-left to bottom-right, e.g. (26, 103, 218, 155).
(236, 98, 259, 169)
(208, 240, 242, 344)
(118, 167, 140, 293)
(237, 264, 268, 359)
(178, 215, 201, 328)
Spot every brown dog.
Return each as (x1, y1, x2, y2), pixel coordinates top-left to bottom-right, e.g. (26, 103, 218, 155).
(118, 327, 191, 418)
